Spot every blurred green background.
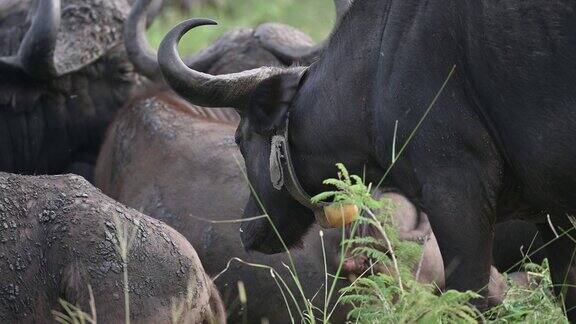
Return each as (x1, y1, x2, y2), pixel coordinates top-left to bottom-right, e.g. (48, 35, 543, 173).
(147, 0, 336, 56)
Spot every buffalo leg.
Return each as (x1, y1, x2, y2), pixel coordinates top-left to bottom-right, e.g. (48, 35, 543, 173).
(421, 182, 495, 311)
(537, 220, 576, 321)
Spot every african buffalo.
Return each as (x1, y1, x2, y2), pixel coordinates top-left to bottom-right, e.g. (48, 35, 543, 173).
(0, 0, 138, 179)
(157, 0, 576, 318)
(0, 172, 224, 323)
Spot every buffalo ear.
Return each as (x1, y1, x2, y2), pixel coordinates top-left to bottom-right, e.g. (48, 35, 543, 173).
(246, 71, 303, 135)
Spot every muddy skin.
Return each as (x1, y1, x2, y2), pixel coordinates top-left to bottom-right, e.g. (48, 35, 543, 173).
(0, 172, 224, 323)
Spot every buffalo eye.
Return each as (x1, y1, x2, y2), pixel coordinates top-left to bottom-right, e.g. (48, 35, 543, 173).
(246, 72, 302, 135)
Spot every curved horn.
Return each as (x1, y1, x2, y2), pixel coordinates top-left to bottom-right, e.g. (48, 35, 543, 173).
(0, 0, 60, 78)
(126, 0, 234, 80)
(124, 0, 160, 80)
(158, 19, 293, 109)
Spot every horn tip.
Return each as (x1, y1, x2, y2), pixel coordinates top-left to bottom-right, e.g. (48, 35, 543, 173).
(205, 19, 218, 26)
(181, 18, 218, 27)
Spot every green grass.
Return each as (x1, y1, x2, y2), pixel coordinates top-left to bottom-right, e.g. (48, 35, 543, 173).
(147, 0, 336, 56)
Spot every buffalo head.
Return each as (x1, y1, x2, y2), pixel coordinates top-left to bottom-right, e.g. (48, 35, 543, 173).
(0, 0, 137, 175)
(158, 0, 352, 254)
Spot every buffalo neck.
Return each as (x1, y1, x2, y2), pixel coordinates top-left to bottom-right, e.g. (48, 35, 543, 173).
(286, 0, 390, 197)
(284, 0, 466, 198)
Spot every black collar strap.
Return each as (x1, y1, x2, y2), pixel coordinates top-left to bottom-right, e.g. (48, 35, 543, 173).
(269, 116, 336, 228)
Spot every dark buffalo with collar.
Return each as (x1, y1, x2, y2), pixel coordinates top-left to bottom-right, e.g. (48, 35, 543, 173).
(0, 0, 138, 180)
(0, 172, 224, 323)
(157, 0, 576, 318)
(101, 2, 545, 320)
(98, 2, 543, 313)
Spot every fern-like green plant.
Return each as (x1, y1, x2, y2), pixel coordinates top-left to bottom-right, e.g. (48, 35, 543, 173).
(313, 164, 482, 323)
(311, 163, 383, 211)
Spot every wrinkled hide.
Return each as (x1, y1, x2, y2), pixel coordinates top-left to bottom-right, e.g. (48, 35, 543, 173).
(0, 172, 224, 323)
(54, 0, 130, 75)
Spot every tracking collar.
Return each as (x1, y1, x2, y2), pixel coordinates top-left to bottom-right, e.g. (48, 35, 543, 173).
(269, 114, 359, 228)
